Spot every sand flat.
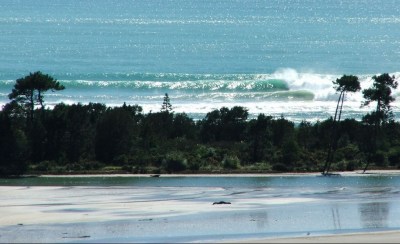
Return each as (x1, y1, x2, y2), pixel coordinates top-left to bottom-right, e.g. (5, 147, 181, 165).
(2, 172, 400, 242)
(233, 230, 400, 243)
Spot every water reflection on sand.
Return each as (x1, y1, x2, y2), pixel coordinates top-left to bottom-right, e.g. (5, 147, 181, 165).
(1, 174, 400, 242)
(359, 202, 390, 229)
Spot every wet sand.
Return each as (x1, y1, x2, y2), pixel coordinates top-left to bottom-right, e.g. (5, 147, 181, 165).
(1, 171, 400, 242)
(235, 230, 400, 243)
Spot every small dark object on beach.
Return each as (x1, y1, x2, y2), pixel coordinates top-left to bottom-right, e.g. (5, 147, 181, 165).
(63, 235, 90, 239)
(17, 223, 23, 226)
(212, 201, 231, 205)
(150, 174, 160, 177)
(139, 218, 153, 221)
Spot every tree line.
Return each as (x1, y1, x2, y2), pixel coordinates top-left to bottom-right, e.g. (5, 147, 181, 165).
(0, 71, 399, 176)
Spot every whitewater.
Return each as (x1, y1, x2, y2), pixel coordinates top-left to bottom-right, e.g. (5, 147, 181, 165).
(1, 0, 400, 122)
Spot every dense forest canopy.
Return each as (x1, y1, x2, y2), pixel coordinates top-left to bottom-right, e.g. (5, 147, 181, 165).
(1, 72, 400, 176)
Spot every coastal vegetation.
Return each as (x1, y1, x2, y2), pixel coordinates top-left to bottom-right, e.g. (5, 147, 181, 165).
(1, 72, 400, 176)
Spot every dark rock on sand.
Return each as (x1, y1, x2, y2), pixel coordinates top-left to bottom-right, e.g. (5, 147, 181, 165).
(212, 201, 231, 205)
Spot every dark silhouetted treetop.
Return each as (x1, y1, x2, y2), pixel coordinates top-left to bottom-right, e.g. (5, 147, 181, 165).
(161, 93, 173, 113)
(332, 75, 361, 122)
(323, 75, 361, 175)
(362, 73, 398, 124)
(333, 75, 361, 93)
(361, 73, 398, 173)
(8, 71, 65, 121)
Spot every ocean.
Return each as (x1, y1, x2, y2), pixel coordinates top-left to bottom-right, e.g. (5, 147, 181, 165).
(1, 0, 400, 122)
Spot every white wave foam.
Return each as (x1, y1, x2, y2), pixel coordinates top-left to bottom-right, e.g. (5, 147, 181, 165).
(272, 68, 339, 101)
(270, 68, 400, 103)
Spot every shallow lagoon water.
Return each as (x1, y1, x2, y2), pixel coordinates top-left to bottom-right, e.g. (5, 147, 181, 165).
(1, 174, 400, 242)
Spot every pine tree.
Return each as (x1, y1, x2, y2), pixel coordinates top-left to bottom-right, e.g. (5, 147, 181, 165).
(9, 71, 65, 122)
(161, 93, 173, 113)
(361, 73, 398, 173)
(323, 75, 360, 175)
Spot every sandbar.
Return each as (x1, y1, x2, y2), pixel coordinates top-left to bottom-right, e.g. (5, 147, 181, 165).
(232, 230, 400, 243)
(2, 170, 400, 242)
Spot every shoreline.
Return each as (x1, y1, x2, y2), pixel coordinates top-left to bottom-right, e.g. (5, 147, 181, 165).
(230, 230, 400, 243)
(2, 172, 400, 242)
(35, 169, 400, 178)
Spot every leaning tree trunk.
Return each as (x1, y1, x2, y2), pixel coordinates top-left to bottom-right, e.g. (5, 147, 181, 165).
(325, 93, 346, 174)
(363, 100, 381, 173)
(323, 91, 343, 175)
(29, 89, 35, 123)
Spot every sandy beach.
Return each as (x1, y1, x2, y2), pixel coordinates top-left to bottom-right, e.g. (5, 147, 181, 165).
(235, 230, 400, 243)
(1, 171, 400, 242)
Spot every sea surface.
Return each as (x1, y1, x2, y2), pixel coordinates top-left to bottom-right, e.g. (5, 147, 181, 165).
(1, 174, 400, 242)
(1, 0, 400, 122)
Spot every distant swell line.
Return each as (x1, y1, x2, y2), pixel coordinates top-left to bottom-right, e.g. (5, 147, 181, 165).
(59, 79, 289, 93)
(2, 17, 400, 25)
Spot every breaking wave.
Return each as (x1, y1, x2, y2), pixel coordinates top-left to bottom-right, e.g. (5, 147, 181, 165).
(1, 69, 400, 103)
(1, 69, 400, 122)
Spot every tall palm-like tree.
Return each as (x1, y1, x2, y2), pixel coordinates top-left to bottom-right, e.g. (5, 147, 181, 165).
(323, 75, 360, 175)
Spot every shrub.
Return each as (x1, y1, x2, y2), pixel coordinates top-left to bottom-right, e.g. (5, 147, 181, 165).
(162, 152, 187, 172)
(346, 160, 359, 171)
(272, 163, 290, 172)
(388, 147, 400, 166)
(281, 138, 300, 165)
(188, 161, 200, 171)
(112, 154, 130, 165)
(222, 155, 240, 169)
(35, 161, 53, 172)
(371, 151, 387, 167)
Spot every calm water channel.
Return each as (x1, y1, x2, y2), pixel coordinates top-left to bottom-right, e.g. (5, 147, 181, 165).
(1, 174, 400, 242)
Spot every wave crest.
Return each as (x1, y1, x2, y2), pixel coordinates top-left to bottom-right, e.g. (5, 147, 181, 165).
(2, 70, 399, 104)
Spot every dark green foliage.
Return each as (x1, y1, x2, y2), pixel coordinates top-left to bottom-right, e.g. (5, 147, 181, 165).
(2, 73, 400, 175)
(323, 75, 361, 174)
(43, 103, 106, 164)
(297, 120, 313, 150)
(334, 144, 360, 161)
(281, 137, 300, 167)
(222, 155, 240, 169)
(29, 118, 47, 163)
(370, 151, 387, 167)
(0, 103, 29, 176)
(200, 106, 248, 142)
(245, 114, 273, 163)
(161, 93, 173, 113)
(388, 147, 400, 166)
(162, 152, 187, 172)
(272, 163, 290, 172)
(361, 73, 398, 172)
(1, 100, 400, 175)
(271, 117, 294, 147)
(8, 71, 65, 122)
(362, 73, 398, 125)
(171, 113, 196, 139)
(95, 105, 140, 163)
(333, 75, 361, 94)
